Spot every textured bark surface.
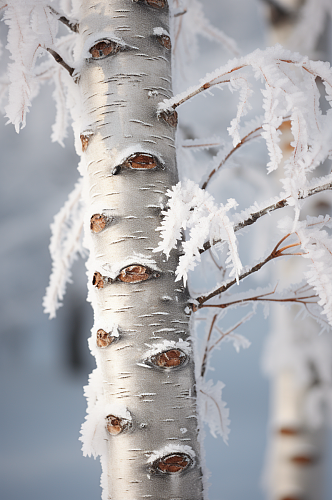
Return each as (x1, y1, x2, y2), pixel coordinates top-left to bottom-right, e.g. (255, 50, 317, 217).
(78, 2, 204, 499)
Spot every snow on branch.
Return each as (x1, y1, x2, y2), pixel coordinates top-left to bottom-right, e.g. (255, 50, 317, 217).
(154, 180, 241, 285)
(200, 174, 332, 254)
(43, 179, 85, 318)
(196, 223, 332, 329)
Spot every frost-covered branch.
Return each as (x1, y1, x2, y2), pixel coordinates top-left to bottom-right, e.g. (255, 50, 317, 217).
(160, 46, 332, 114)
(43, 180, 84, 318)
(155, 180, 242, 285)
(200, 179, 332, 254)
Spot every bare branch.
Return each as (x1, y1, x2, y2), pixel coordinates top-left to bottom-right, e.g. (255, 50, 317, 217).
(201, 314, 218, 377)
(198, 287, 319, 310)
(174, 9, 187, 18)
(48, 6, 79, 33)
(46, 48, 77, 81)
(200, 180, 332, 254)
(193, 234, 302, 309)
(201, 124, 263, 190)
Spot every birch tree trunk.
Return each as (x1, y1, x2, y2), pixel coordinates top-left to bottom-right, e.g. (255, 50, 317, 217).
(77, 2, 204, 499)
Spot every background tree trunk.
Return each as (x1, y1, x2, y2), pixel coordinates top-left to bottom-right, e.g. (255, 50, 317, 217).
(262, 2, 331, 498)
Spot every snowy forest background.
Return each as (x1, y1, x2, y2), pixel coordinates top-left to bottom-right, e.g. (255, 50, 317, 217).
(1, 1, 332, 499)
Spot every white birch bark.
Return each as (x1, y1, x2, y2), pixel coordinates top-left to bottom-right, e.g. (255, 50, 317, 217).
(76, 2, 204, 499)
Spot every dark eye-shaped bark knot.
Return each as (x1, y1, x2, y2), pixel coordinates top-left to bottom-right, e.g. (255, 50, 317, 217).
(89, 40, 121, 59)
(117, 265, 160, 283)
(150, 349, 187, 369)
(152, 453, 192, 474)
(112, 153, 162, 175)
(123, 153, 160, 170)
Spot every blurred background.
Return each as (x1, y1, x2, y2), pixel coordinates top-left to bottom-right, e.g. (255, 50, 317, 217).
(0, 1, 331, 499)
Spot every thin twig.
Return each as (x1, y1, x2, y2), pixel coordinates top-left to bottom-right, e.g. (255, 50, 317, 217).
(201, 314, 218, 377)
(209, 316, 252, 354)
(161, 54, 332, 116)
(193, 234, 302, 309)
(199, 289, 318, 310)
(174, 9, 187, 17)
(46, 48, 77, 80)
(201, 116, 291, 190)
(201, 125, 263, 190)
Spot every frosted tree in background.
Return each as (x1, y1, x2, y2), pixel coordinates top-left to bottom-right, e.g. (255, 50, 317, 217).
(2, 1, 332, 500)
(261, 2, 332, 499)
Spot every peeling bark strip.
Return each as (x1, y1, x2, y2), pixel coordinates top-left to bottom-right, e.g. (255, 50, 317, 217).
(79, 2, 203, 500)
